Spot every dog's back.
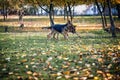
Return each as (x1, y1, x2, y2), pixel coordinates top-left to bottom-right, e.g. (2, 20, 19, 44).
(52, 24, 67, 33)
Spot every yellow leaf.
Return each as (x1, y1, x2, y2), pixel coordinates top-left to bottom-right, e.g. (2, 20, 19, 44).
(25, 65, 29, 68)
(97, 70, 103, 74)
(51, 74, 58, 77)
(17, 76, 23, 80)
(21, 59, 27, 63)
(118, 45, 120, 50)
(26, 71, 32, 75)
(106, 73, 112, 77)
(57, 72, 62, 76)
(62, 65, 69, 68)
(33, 72, 39, 77)
(97, 58, 103, 63)
(94, 76, 99, 80)
(28, 76, 34, 80)
(63, 71, 70, 75)
(73, 77, 79, 80)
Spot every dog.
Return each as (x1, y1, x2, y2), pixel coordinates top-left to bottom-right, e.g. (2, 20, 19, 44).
(47, 20, 76, 39)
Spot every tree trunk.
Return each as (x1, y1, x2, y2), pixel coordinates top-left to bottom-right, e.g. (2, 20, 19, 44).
(67, 2, 73, 22)
(107, 0, 117, 37)
(95, 0, 106, 29)
(49, 2, 54, 26)
(18, 10, 24, 28)
(64, 4, 67, 20)
(103, 11, 107, 27)
(73, 5, 75, 18)
(116, 4, 120, 19)
(3, 3, 6, 21)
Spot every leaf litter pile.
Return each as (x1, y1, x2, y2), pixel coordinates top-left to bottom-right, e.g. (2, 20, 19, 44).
(0, 31, 120, 80)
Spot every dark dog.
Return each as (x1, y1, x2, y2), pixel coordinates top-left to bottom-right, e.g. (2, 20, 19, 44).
(47, 20, 76, 39)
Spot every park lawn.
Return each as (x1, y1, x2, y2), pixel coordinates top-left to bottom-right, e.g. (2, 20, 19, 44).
(0, 15, 120, 28)
(0, 30, 120, 80)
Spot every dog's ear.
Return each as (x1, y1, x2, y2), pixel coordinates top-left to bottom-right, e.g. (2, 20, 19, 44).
(67, 20, 71, 23)
(74, 25, 76, 28)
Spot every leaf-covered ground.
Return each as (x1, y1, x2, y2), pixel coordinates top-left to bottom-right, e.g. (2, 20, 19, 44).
(0, 30, 120, 80)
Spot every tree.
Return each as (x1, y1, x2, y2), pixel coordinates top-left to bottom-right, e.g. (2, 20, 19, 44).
(116, 4, 120, 19)
(94, 0, 107, 30)
(107, 0, 117, 37)
(29, 0, 55, 26)
(0, 0, 10, 21)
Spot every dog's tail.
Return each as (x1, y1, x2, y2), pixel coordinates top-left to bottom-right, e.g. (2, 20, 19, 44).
(41, 26, 52, 29)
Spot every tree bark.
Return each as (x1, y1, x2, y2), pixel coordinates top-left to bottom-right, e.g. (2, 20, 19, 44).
(116, 4, 120, 19)
(94, 0, 106, 29)
(49, 2, 54, 26)
(18, 10, 24, 28)
(67, 2, 73, 22)
(107, 0, 117, 37)
(3, 3, 6, 21)
(64, 4, 67, 20)
(35, 0, 54, 26)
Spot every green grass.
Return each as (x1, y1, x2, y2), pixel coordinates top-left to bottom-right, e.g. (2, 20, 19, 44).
(0, 30, 120, 80)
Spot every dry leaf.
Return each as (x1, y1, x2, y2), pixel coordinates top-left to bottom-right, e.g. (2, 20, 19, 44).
(97, 58, 103, 63)
(80, 77, 87, 80)
(97, 70, 103, 74)
(51, 74, 58, 77)
(73, 77, 79, 80)
(17, 76, 23, 80)
(57, 76, 62, 79)
(21, 59, 27, 63)
(64, 75, 71, 79)
(62, 65, 69, 68)
(57, 72, 62, 76)
(9, 72, 14, 75)
(33, 72, 39, 77)
(28, 76, 34, 80)
(63, 71, 70, 75)
(94, 76, 99, 80)
(26, 71, 32, 75)
(25, 65, 29, 68)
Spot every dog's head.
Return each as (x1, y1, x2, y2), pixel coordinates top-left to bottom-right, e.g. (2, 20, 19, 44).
(66, 20, 76, 33)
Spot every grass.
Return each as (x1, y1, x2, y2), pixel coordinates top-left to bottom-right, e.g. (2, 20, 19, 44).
(0, 15, 120, 28)
(0, 30, 120, 80)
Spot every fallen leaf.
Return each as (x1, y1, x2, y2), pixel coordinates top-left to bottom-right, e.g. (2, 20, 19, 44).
(33, 72, 39, 77)
(62, 65, 69, 68)
(63, 71, 70, 75)
(26, 71, 32, 75)
(21, 59, 27, 63)
(94, 76, 99, 80)
(17, 76, 23, 80)
(57, 72, 62, 76)
(56, 76, 62, 79)
(64, 75, 71, 79)
(73, 77, 79, 80)
(25, 65, 29, 68)
(9, 72, 14, 75)
(50, 74, 58, 77)
(97, 58, 103, 63)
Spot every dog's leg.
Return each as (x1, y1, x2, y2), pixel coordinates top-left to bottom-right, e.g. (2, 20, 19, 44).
(56, 33, 59, 39)
(47, 32, 52, 39)
(47, 29, 55, 39)
(53, 32, 56, 39)
(53, 31, 59, 40)
(62, 31, 68, 40)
